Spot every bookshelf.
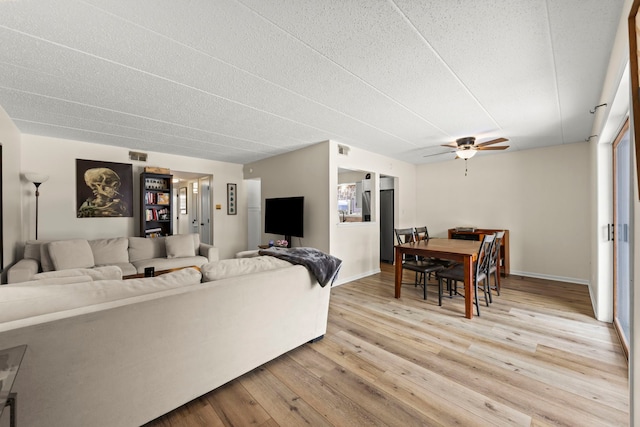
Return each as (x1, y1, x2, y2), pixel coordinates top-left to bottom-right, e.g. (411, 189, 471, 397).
(140, 172, 173, 237)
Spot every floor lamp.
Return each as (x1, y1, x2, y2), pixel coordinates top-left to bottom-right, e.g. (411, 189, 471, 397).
(24, 173, 49, 240)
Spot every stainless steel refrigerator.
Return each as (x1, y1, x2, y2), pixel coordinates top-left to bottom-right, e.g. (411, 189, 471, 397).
(380, 188, 394, 263)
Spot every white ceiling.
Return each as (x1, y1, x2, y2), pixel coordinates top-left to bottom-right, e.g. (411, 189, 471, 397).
(0, 0, 625, 164)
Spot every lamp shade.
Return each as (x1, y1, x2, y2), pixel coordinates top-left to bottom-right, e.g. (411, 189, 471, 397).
(456, 149, 477, 159)
(24, 173, 49, 185)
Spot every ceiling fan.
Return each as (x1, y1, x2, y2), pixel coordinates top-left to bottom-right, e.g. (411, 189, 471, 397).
(425, 136, 510, 159)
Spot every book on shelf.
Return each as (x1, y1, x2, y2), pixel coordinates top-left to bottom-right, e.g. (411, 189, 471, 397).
(145, 208, 169, 221)
(145, 227, 164, 238)
(157, 193, 170, 205)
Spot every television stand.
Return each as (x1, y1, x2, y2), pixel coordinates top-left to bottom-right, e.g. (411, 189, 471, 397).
(258, 235, 293, 249)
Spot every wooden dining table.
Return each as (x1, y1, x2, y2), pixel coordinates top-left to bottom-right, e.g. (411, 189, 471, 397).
(394, 238, 481, 319)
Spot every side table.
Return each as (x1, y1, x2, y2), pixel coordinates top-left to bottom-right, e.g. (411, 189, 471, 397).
(0, 344, 26, 427)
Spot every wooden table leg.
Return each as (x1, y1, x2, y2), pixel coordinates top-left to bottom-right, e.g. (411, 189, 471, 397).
(463, 255, 473, 319)
(394, 247, 402, 298)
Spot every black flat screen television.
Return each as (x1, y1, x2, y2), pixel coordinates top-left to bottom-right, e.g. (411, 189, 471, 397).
(265, 196, 304, 243)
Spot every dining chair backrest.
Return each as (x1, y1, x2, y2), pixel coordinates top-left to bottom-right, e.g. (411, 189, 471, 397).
(395, 228, 417, 262)
(488, 231, 505, 273)
(476, 234, 495, 279)
(414, 226, 430, 242)
(394, 227, 416, 245)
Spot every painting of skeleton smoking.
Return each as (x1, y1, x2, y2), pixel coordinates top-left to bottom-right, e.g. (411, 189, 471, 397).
(76, 159, 133, 217)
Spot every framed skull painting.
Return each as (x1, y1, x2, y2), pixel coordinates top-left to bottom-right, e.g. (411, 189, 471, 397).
(76, 159, 133, 217)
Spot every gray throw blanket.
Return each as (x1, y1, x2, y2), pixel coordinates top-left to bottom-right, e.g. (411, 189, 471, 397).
(258, 247, 342, 287)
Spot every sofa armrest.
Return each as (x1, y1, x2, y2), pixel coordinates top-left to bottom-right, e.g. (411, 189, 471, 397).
(7, 258, 40, 284)
(199, 244, 219, 262)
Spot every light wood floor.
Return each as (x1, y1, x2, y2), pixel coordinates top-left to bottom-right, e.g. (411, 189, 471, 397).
(145, 264, 629, 426)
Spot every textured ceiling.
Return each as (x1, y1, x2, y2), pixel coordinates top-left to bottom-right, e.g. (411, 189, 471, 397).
(0, 0, 625, 164)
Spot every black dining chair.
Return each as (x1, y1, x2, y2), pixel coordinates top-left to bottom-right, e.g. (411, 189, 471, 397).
(415, 226, 456, 268)
(487, 230, 505, 296)
(436, 233, 495, 316)
(394, 227, 445, 301)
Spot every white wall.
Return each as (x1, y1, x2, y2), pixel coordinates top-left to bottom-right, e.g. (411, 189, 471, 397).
(331, 141, 417, 284)
(245, 178, 261, 250)
(20, 134, 246, 260)
(0, 105, 22, 281)
(416, 143, 590, 284)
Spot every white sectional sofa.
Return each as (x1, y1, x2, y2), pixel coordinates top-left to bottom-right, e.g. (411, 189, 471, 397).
(0, 256, 332, 427)
(7, 233, 219, 283)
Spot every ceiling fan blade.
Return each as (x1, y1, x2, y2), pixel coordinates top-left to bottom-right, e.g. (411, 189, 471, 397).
(441, 142, 459, 148)
(475, 137, 508, 147)
(424, 150, 456, 158)
(476, 145, 509, 150)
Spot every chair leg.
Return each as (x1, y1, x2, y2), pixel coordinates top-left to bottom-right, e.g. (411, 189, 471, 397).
(438, 277, 442, 306)
(423, 271, 428, 300)
(474, 281, 481, 316)
(484, 279, 491, 306)
(494, 270, 501, 295)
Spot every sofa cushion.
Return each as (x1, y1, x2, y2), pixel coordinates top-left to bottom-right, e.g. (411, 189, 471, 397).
(201, 256, 292, 282)
(40, 242, 55, 272)
(48, 239, 95, 271)
(166, 234, 196, 258)
(5, 275, 94, 287)
(89, 237, 129, 265)
(131, 256, 208, 274)
(128, 236, 167, 262)
(23, 240, 46, 261)
(0, 268, 202, 323)
(109, 262, 138, 277)
(235, 250, 261, 258)
(32, 266, 123, 281)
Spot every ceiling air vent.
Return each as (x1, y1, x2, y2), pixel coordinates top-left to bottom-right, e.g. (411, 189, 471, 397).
(129, 151, 148, 162)
(338, 144, 350, 156)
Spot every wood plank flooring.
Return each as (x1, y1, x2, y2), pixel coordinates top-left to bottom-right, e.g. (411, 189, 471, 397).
(145, 264, 629, 426)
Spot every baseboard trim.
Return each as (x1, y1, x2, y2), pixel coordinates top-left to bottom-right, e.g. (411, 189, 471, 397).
(333, 268, 381, 287)
(509, 270, 589, 286)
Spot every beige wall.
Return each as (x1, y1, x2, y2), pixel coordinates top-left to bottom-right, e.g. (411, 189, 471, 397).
(416, 143, 590, 283)
(0, 105, 22, 281)
(19, 134, 246, 260)
(244, 141, 330, 252)
(244, 140, 417, 285)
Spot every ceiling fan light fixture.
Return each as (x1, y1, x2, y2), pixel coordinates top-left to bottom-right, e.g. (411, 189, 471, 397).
(456, 149, 476, 159)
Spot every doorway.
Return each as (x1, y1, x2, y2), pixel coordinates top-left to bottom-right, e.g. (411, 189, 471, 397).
(172, 171, 213, 245)
(613, 119, 632, 357)
(379, 176, 395, 263)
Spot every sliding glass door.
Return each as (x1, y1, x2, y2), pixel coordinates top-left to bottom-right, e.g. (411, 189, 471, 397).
(613, 119, 631, 357)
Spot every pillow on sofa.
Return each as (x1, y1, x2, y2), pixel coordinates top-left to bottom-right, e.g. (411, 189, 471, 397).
(201, 256, 292, 282)
(23, 240, 47, 261)
(128, 237, 167, 262)
(32, 266, 123, 281)
(40, 242, 55, 272)
(48, 239, 95, 271)
(166, 234, 196, 258)
(89, 237, 129, 265)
